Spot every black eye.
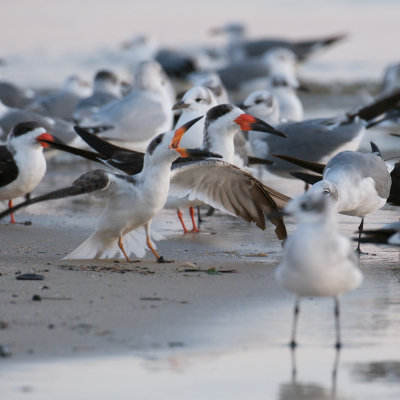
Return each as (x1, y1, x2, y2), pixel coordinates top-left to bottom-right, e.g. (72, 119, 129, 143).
(195, 98, 202, 102)
(254, 99, 263, 104)
(300, 202, 307, 210)
(156, 137, 162, 144)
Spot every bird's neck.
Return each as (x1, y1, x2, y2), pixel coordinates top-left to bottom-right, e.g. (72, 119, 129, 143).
(203, 124, 237, 163)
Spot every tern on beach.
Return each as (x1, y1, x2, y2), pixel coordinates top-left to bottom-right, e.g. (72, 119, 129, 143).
(0, 121, 54, 223)
(275, 191, 363, 348)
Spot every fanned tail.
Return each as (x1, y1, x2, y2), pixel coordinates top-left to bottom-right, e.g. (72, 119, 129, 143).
(63, 227, 166, 260)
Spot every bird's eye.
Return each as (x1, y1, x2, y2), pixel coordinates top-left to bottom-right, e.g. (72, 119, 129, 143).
(323, 189, 330, 195)
(254, 99, 263, 104)
(195, 98, 202, 102)
(156, 137, 162, 144)
(300, 202, 307, 210)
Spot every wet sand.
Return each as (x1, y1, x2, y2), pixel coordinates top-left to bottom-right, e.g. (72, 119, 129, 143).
(1, 160, 400, 399)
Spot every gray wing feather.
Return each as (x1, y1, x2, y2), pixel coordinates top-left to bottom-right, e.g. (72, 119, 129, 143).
(170, 160, 288, 239)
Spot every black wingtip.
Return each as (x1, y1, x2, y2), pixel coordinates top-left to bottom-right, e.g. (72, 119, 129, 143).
(370, 141, 382, 158)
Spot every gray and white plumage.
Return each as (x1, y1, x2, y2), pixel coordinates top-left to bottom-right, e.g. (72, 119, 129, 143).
(190, 72, 230, 104)
(309, 150, 391, 217)
(276, 191, 363, 347)
(73, 70, 122, 122)
(217, 47, 298, 99)
(0, 81, 34, 108)
(168, 159, 288, 238)
(26, 75, 90, 121)
(0, 101, 76, 144)
(266, 76, 304, 121)
(247, 91, 400, 178)
(78, 61, 174, 152)
(276, 191, 362, 297)
(173, 86, 217, 149)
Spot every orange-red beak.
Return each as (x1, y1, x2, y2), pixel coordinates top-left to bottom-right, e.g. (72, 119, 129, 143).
(169, 116, 203, 150)
(36, 133, 55, 148)
(234, 114, 287, 138)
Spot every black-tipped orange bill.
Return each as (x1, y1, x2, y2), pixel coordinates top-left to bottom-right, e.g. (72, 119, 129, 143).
(234, 114, 287, 138)
(170, 116, 203, 149)
(36, 133, 55, 148)
(174, 148, 222, 159)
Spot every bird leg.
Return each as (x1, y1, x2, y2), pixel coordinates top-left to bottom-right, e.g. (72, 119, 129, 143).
(197, 206, 203, 227)
(290, 297, 300, 348)
(8, 200, 16, 224)
(356, 217, 368, 255)
(189, 206, 200, 233)
(145, 222, 173, 263)
(334, 297, 342, 349)
(118, 236, 131, 262)
(177, 209, 189, 234)
(206, 206, 215, 217)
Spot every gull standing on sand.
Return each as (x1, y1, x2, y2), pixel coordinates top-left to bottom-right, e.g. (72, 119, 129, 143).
(0, 121, 54, 223)
(243, 90, 400, 178)
(274, 146, 392, 253)
(275, 191, 363, 348)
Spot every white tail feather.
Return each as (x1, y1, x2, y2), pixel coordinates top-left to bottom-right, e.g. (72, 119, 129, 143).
(63, 227, 167, 260)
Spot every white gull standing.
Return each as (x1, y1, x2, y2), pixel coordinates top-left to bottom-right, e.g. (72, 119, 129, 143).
(275, 191, 363, 348)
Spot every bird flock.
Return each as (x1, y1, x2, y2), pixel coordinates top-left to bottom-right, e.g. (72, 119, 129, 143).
(1, 21, 400, 347)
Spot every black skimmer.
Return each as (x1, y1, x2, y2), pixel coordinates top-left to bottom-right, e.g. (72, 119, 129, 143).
(0, 121, 54, 223)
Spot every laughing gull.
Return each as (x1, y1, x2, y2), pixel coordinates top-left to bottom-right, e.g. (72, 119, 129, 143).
(77, 61, 174, 152)
(0, 101, 76, 145)
(217, 47, 299, 100)
(27, 75, 91, 121)
(266, 76, 304, 121)
(172, 86, 217, 149)
(0, 80, 34, 108)
(274, 145, 392, 253)
(189, 72, 230, 104)
(275, 191, 363, 348)
(0, 122, 54, 223)
(244, 91, 400, 178)
(211, 21, 346, 62)
(73, 70, 122, 122)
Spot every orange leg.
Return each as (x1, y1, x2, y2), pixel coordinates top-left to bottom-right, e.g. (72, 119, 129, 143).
(177, 209, 189, 234)
(146, 233, 162, 261)
(8, 200, 16, 224)
(189, 207, 200, 233)
(118, 236, 131, 262)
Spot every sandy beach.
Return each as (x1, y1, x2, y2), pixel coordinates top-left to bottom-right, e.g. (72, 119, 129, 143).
(1, 159, 400, 399)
